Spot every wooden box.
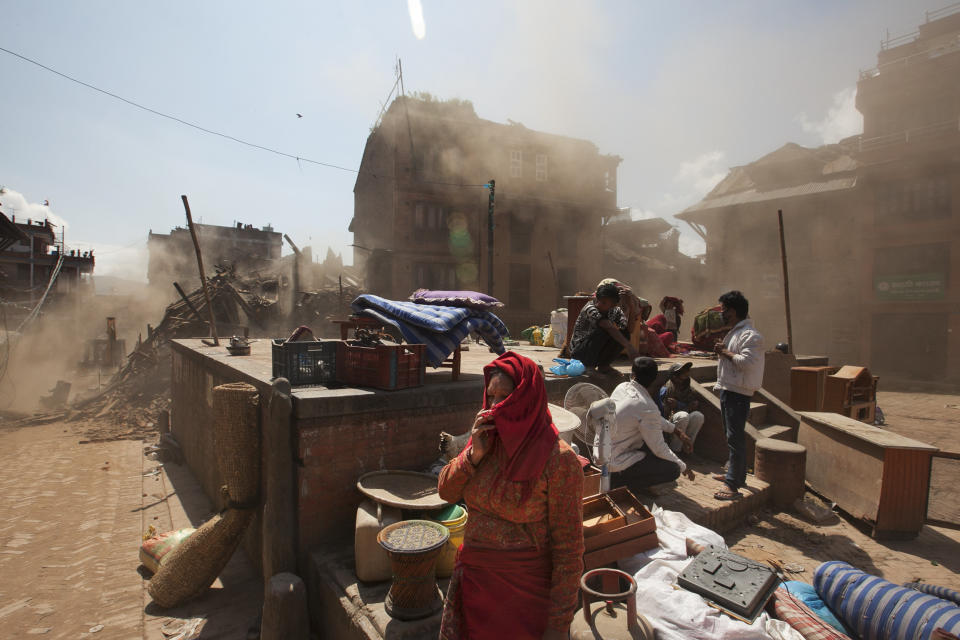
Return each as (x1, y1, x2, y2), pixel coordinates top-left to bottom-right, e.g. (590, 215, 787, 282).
(584, 532, 659, 569)
(583, 465, 602, 498)
(583, 494, 625, 538)
(797, 411, 939, 538)
(583, 488, 656, 552)
(790, 366, 837, 411)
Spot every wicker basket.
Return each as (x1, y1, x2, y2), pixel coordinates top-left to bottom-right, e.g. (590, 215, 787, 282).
(148, 382, 261, 608)
(147, 508, 255, 607)
(377, 520, 448, 620)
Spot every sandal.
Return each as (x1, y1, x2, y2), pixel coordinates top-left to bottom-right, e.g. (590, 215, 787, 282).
(711, 473, 726, 482)
(714, 488, 741, 501)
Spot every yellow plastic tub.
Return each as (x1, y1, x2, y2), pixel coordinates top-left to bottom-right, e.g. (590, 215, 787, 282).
(430, 505, 467, 578)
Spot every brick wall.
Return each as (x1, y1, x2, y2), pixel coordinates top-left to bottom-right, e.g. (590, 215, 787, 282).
(296, 404, 478, 549)
(170, 340, 633, 563)
(170, 345, 270, 574)
(293, 373, 628, 549)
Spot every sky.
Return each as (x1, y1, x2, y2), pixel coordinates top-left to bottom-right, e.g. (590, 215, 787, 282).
(0, 0, 947, 281)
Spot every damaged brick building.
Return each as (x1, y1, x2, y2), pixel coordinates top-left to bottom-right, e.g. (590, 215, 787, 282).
(351, 95, 621, 331)
(678, 6, 960, 383)
(0, 211, 95, 304)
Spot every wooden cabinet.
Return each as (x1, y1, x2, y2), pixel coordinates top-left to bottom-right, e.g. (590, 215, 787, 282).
(798, 411, 938, 538)
(790, 366, 836, 411)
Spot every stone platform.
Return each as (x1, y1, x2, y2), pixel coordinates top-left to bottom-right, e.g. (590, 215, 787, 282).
(310, 550, 450, 640)
(308, 459, 771, 640)
(643, 459, 771, 533)
(168, 337, 810, 639)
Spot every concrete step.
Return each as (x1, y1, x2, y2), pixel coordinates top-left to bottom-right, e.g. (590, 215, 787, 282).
(648, 462, 771, 533)
(749, 402, 767, 425)
(701, 381, 721, 398)
(757, 424, 795, 441)
(311, 549, 449, 640)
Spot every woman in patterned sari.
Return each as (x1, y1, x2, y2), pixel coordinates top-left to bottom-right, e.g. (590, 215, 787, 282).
(438, 351, 584, 640)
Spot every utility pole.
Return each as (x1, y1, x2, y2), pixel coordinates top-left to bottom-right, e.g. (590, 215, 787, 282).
(778, 209, 794, 354)
(487, 179, 495, 295)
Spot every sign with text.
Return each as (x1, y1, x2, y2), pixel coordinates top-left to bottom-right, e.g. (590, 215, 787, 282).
(874, 273, 946, 300)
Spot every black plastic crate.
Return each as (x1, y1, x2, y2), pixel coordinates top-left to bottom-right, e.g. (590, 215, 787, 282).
(271, 339, 338, 386)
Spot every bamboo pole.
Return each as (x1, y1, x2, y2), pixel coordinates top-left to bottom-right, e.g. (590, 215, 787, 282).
(181, 195, 219, 346)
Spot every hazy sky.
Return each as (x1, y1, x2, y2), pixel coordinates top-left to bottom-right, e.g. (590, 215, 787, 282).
(0, 1, 945, 280)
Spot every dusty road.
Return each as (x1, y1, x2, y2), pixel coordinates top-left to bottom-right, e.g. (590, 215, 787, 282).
(0, 420, 261, 639)
(726, 388, 960, 590)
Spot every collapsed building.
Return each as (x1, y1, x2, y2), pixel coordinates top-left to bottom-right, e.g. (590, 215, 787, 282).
(677, 6, 960, 384)
(600, 213, 706, 309)
(147, 221, 282, 292)
(351, 95, 622, 331)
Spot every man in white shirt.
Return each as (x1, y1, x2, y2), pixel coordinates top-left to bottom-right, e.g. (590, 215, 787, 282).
(599, 357, 696, 490)
(713, 290, 765, 500)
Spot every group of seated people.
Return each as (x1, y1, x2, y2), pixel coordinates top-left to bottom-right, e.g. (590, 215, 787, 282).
(602, 357, 704, 489)
(568, 280, 685, 374)
(436, 289, 764, 638)
(565, 280, 704, 489)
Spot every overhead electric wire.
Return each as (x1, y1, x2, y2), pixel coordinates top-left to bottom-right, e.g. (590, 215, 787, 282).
(0, 45, 491, 190)
(0, 45, 358, 174)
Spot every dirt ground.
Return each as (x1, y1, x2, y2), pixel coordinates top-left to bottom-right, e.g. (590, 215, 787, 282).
(725, 388, 960, 590)
(0, 419, 262, 640)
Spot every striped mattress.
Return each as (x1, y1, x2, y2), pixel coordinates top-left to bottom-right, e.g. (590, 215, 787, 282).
(814, 561, 960, 640)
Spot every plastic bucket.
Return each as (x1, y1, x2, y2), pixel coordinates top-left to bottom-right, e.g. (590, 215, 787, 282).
(429, 507, 467, 578)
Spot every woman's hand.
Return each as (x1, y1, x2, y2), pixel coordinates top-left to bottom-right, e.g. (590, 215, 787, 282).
(468, 409, 496, 465)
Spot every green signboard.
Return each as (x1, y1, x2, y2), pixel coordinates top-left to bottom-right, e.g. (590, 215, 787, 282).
(874, 273, 946, 301)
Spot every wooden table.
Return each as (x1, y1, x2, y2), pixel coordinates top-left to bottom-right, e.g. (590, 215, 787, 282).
(333, 316, 381, 340)
(797, 411, 939, 538)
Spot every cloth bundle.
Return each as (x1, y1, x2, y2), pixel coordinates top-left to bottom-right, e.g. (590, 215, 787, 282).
(770, 586, 851, 640)
(352, 294, 509, 367)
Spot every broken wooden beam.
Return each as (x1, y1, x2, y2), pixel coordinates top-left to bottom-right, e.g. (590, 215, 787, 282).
(181, 194, 219, 346)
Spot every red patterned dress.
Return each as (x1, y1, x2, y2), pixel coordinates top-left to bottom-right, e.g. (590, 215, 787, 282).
(438, 437, 584, 639)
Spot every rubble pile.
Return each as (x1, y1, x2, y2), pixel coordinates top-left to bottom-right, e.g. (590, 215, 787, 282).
(69, 271, 361, 440)
(292, 282, 363, 337)
(70, 273, 275, 440)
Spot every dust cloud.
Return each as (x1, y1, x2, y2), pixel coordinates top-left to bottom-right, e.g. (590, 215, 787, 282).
(0, 285, 167, 414)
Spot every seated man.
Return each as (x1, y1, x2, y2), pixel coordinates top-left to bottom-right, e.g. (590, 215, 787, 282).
(570, 282, 639, 375)
(659, 362, 705, 454)
(600, 357, 696, 489)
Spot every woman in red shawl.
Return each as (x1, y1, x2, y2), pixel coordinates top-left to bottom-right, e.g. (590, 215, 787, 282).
(438, 351, 584, 640)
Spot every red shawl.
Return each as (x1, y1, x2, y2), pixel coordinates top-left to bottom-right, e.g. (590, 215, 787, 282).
(474, 351, 559, 485)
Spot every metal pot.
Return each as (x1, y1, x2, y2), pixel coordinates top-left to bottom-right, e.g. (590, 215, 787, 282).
(570, 568, 656, 640)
